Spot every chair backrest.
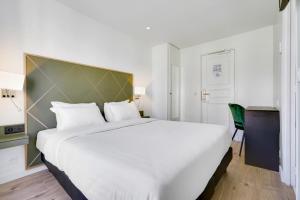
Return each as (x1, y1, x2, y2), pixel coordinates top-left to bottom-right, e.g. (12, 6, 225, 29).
(228, 103, 245, 129)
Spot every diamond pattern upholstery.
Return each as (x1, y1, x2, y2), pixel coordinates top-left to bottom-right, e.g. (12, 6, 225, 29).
(25, 55, 133, 168)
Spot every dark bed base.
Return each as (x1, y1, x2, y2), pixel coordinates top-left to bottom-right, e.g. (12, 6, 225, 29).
(197, 147, 232, 200)
(42, 147, 232, 200)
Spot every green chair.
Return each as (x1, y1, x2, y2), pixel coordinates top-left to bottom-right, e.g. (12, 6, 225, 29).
(228, 103, 245, 156)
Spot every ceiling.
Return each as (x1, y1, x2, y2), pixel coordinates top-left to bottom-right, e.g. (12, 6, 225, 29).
(56, 0, 278, 48)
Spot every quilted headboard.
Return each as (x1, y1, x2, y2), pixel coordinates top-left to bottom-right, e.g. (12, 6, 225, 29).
(25, 54, 133, 168)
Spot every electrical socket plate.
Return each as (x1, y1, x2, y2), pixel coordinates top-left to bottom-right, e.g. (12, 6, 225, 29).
(1, 89, 6, 98)
(1, 89, 16, 98)
(4, 124, 25, 134)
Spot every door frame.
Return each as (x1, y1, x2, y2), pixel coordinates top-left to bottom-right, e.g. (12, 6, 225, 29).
(200, 49, 236, 130)
(281, 1, 299, 193)
(280, 2, 293, 186)
(291, 0, 298, 191)
(292, 0, 300, 198)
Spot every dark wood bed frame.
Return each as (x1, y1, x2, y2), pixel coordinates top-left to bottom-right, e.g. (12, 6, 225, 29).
(41, 147, 232, 200)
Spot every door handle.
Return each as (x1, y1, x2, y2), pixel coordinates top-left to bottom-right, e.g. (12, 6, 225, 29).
(201, 90, 210, 96)
(201, 90, 210, 101)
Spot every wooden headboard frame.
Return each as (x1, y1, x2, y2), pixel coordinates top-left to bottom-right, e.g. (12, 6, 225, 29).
(25, 54, 133, 168)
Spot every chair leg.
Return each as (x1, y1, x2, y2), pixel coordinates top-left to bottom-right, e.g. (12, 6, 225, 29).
(239, 133, 245, 157)
(232, 129, 238, 140)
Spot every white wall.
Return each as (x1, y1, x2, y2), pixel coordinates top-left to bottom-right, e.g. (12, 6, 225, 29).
(0, 0, 152, 184)
(273, 23, 281, 108)
(181, 26, 274, 126)
(273, 11, 284, 181)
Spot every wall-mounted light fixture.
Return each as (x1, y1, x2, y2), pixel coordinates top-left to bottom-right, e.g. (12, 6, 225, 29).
(134, 86, 146, 112)
(0, 71, 25, 111)
(134, 86, 146, 100)
(279, 0, 289, 11)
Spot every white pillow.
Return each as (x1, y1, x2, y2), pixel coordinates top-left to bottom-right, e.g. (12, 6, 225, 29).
(104, 100, 129, 122)
(50, 106, 105, 131)
(109, 102, 141, 122)
(51, 101, 96, 108)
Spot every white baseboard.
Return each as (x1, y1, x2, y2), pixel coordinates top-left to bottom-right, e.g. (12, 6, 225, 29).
(280, 165, 291, 185)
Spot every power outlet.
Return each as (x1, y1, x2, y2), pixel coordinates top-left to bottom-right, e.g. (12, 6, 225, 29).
(4, 124, 25, 134)
(1, 89, 16, 98)
(1, 89, 6, 98)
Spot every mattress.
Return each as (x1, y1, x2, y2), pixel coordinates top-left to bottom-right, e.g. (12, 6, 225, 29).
(37, 118, 231, 200)
(36, 128, 57, 153)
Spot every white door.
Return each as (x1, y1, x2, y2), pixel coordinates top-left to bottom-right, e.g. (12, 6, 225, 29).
(169, 65, 181, 121)
(201, 49, 235, 128)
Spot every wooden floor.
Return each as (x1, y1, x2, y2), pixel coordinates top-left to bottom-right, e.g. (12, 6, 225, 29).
(0, 142, 295, 200)
(211, 142, 295, 200)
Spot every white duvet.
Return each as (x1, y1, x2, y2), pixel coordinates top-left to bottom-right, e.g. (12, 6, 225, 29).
(37, 119, 231, 200)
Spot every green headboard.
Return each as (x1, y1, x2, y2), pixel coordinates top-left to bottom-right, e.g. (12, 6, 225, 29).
(25, 54, 133, 168)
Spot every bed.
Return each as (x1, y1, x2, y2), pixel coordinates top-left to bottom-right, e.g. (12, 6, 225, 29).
(36, 119, 232, 200)
(25, 54, 232, 200)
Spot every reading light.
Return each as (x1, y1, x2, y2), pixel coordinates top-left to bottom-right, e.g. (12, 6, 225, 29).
(279, 0, 289, 11)
(134, 86, 146, 112)
(146, 26, 151, 30)
(134, 87, 146, 99)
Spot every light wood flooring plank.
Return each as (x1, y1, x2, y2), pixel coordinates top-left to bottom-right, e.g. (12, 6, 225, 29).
(211, 142, 295, 200)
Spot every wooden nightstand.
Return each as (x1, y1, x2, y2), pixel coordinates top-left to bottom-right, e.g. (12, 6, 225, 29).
(0, 133, 29, 149)
(139, 111, 150, 118)
(0, 125, 29, 149)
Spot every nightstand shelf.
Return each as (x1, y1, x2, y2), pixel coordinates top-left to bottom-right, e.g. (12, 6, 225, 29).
(0, 133, 29, 149)
(139, 110, 151, 118)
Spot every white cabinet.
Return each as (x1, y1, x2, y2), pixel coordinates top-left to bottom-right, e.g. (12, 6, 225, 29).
(152, 43, 180, 120)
